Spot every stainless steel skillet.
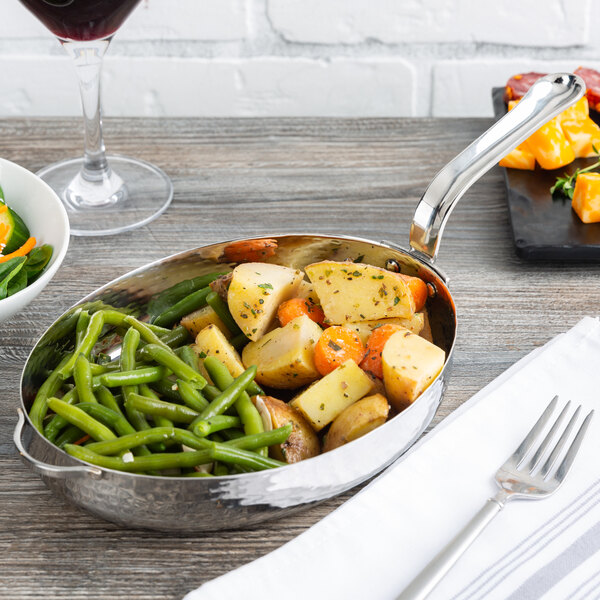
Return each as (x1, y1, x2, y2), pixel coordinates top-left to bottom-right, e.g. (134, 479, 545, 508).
(15, 74, 584, 532)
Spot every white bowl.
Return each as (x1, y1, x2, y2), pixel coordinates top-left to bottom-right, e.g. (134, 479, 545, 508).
(0, 158, 69, 323)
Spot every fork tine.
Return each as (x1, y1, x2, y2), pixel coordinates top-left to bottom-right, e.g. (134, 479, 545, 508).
(512, 395, 558, 466)
(550, 410, 594, 482)
(538, 405, 580, 478)
(526, 401, 571, 472)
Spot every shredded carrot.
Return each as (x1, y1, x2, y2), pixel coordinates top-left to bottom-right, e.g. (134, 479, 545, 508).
(360, 323, 404, 379)
(73, 434, 91, 446)
(314, 326, 365, 376)
(277, 297, 326, 327)
(0, 236, 36, 263)
(0, 223, 9, 247)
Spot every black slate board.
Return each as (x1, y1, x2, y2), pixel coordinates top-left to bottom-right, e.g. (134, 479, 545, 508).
(492, 87, 600, 260)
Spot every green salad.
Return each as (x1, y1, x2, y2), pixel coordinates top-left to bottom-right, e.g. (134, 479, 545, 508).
(0, 184, 53, 300)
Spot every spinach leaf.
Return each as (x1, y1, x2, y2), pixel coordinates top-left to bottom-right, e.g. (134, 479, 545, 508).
(7, 268, 27, 297)
(0, 256, 26, 299)
(24, 244, 53, 283)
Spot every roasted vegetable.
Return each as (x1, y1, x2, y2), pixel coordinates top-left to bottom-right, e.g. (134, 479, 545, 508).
(241, 314, 322, 389)
(323, 393, 390, 452)
(305, 261, 415, 324)
(341, 313, 425, 345)
(253, 395, 320, 463)
(227, 262, 304, 341)
(181, 305, 232, 339)
(193, 324, 245, 381)
(382, 329, 445, 411)
(291, 359, 373, 431)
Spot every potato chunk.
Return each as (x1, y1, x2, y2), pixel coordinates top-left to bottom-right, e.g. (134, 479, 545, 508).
(181, 305, 231, 339)
(323, 393, 390, 452)
(342, 313, 425, 345)
(192, 324, 245, 382)
(382, 329, 445, 411)
(242, 315, 323, 389)
(227, 262, 304, 341)
(291, 359, 374, 431)
(305, 261, 415, 324)
(253, 395, 320, 463)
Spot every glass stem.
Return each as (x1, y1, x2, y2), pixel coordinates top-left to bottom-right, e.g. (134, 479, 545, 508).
(62, 39, 111, 182)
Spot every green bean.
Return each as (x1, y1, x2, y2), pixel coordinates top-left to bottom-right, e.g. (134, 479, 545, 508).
(92, 366, 169, 388)
(224, 424, 292, 450)
(120, 328, 165, 451)
(89, 362, 121, 376)
(73, 354, 97, 404)
(141, 344, 207, 386)
(192, 415, 241, 438)
(159, 325, 191, 349)
(139, 384, 174, 430)
(153, 287, 211, 328)
(196, 365, 257, 421)
(213, 463, 229, 476)
(44, 387, 79, 442)
(205, 291, 244, 337)
(210, 443, 285, 471)
(203, 357, 266, 455)
(177, 345, 200, 372)
(86, 426, 211, 455)
(126, 394, 200, 423)
(123, 315, 171, 351)
(220, 428, 244, 441)
(203, 384, 222, 401)
(177, 379, 209, 412)
(100, 309, 128, 326)
(56, 425, 86, 449)
(149, 378, 181, 401)
(95, 387, 151, 457)
(46, 398, 116, 442)
(230, 333, 250, 351)
(145, 322, 171, 335)
(75, 402, 136, 437)
(75, 310, 90, 347)
(182, 471, 214, 478)
(64, 444, 213, 473)
(29, 355, 69, 433)
(96, 386, 124, 416)
(58, 310, 104, 379)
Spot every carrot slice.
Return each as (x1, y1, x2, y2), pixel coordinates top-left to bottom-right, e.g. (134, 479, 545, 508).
(73, 434, 91, 446)
(397, 274, 428, 312)
(222, 238, 278, 263)
(314, 326, 365, 376)
(277, 297, 326, 327)
(360, 323, 404, 379)
(0, 236, 36, 263)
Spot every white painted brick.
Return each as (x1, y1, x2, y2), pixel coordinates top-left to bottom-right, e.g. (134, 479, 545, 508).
(432, 60, 600, 117)
(118, 0, 247, 41)
(0, 0, 246, 41)
(268, 0, 590, 46)
(0, 57, 416, 117)
(0, 2, 52, 38)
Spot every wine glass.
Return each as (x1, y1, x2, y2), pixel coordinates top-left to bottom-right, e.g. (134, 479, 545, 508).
(19, 0, 173, 236)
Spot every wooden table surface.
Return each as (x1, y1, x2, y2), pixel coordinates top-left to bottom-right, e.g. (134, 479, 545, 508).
(2, 117, 599, 599)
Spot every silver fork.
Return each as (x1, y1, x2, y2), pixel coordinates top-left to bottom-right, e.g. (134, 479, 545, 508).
(397, 395, 594, 600)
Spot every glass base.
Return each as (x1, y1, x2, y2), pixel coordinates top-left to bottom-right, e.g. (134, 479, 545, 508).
(37, 155, 173, 236)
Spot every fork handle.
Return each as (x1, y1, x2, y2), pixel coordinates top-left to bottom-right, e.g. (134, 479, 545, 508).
(397, 494, 505, 600)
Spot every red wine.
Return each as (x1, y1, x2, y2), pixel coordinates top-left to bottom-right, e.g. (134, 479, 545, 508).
(20, 0, 141, 42)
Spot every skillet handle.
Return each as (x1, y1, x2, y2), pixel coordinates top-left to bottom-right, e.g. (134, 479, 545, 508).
(14, 408, 102, 480)
(409, 73, 585, 262)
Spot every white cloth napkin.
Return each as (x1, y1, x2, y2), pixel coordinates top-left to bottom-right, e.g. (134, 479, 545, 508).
(185, 317, 600, 600)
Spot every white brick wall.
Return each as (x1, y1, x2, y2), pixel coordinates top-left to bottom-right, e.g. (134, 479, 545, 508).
(0, 0, 597, 118)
